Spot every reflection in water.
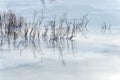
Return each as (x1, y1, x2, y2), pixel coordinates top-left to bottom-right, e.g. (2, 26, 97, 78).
(0, 10, 81, 65)
(0, 32, 77, 65)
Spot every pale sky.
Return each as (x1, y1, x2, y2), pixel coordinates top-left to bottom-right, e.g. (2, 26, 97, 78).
(0, 0, 120, 26)
(57, 0, 120, 10)
(0, 0, 120, 10)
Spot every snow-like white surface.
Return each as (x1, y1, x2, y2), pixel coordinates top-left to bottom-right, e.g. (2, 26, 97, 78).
(0, 33, 120, 80)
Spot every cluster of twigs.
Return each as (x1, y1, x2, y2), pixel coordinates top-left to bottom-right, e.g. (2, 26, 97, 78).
(0, 10, 90, 50)
(0, 10, 112, 64)
(101, 22, 111, 33)
(0, 10, 24, 49)
(0, 10, 89, 63)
